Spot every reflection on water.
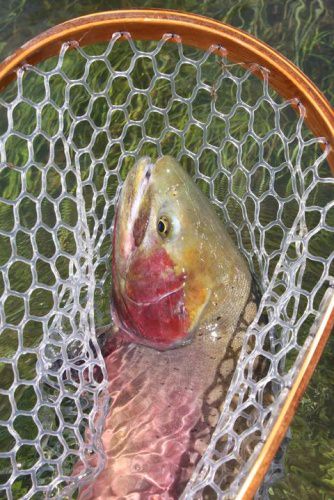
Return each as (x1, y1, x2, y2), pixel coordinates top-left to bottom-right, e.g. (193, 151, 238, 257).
(0, 1, 334, 497)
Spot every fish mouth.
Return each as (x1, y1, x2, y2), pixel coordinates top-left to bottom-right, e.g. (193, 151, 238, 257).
(117, 157, 154, 262)
(127, 157, 153, 232)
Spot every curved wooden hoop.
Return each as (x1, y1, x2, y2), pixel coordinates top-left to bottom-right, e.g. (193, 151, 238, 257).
(0, 9, 333, 499)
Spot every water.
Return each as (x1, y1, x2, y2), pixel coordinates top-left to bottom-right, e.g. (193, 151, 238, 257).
(0, 0, 333, 498)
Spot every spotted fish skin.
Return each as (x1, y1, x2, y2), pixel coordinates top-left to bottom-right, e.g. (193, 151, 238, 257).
(80, 157, 256, 499)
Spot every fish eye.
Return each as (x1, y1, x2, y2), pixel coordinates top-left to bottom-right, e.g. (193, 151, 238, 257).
(157, 215, 171, 238)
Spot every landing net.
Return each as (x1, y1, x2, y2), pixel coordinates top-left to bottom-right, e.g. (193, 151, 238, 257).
(0, 32, 333, 498)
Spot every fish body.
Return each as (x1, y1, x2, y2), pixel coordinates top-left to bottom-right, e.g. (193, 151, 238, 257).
(80, 157, 256, 499)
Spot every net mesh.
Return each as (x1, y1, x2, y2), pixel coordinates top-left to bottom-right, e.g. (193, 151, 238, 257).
(0, 31, 333, 499)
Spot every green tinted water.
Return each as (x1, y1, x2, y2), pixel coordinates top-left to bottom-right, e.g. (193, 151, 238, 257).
(0, 0, 333, 498)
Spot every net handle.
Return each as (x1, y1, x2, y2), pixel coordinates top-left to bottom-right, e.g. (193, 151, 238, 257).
(0, 9, 333, 498)
(0, 9, 334, 170)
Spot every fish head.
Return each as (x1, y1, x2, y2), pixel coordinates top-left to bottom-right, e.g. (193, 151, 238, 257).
(112, 156, 251, 350)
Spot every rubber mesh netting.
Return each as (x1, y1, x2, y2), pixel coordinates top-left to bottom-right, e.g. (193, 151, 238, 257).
(0, 31, 333, 499)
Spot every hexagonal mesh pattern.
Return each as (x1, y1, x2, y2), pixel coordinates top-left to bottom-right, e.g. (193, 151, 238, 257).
(0, 32, 333, 499)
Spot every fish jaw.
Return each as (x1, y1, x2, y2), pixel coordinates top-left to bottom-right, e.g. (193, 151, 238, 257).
(113, 157, 153, 274)
(112, 244, 192, 350)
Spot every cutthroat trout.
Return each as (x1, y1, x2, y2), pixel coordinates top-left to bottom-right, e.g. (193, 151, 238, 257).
(81, 156, 257, 498)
